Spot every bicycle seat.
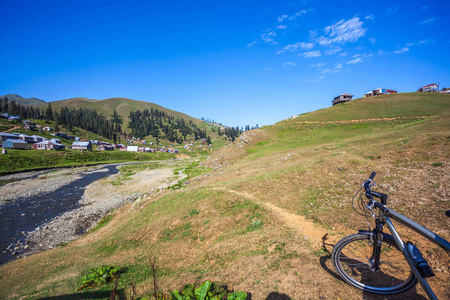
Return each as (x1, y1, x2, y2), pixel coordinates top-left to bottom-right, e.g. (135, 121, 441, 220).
(446, 210, 450, 217)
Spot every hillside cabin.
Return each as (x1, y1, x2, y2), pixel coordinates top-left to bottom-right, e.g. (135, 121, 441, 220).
(332, 93, 353, 106)
(2, 139, 28, 149)
(33, 140, 65, 151)
(50, 138, 62, 144)
(417, 83, 438, 93)
(43, 127, 53, 131)
(119, 145, 127, 151)
(24, 124, 35, 130)
(31, 135, 46, 143)
(0, 113, 10, 119)
(0, 132, 19, 143)
(8, 116, 21, 122)
(127, 146, 139, 152)
(23, 120, 36, 126)
(98, 144, 114, 151)
(19, 134, 34, 143)
(72, 141, 92, 151)
(364, 88, 397, 97)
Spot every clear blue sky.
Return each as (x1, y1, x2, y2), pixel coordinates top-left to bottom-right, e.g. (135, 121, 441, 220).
(1, 0, 449, 127)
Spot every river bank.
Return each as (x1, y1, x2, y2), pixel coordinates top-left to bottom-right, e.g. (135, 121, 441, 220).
(0, 161, 187, 265)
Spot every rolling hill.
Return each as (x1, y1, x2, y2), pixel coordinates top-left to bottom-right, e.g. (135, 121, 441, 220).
(37, 97, 201, 131)
(0, 94, 45, 106)
(1, 92, 449, 299)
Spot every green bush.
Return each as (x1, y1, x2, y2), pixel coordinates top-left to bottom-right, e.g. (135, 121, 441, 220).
(77, 265, 122, 291)
(171, 281, 247, 300)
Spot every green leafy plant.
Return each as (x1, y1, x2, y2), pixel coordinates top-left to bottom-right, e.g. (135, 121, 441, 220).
(227, 291, 247, 300)
(77, 265, 121, 291)
(171, 281, 245, 300)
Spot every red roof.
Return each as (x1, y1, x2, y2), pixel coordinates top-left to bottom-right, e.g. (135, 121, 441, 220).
(424, 83, 437, 87)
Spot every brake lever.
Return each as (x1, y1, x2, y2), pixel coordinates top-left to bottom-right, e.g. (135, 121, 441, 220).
(364, 199, 376, 218)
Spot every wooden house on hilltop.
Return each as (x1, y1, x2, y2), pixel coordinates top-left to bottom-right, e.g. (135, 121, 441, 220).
(332, 93, 353, 106)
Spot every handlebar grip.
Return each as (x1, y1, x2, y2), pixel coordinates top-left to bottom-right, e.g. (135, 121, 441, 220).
(369, 172, 376, 181)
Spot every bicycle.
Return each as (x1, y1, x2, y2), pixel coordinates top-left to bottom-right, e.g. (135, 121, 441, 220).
(331, 172, 450, 300)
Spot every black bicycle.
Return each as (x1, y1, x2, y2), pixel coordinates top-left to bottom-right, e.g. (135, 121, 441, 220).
(332, 172, 450, 300)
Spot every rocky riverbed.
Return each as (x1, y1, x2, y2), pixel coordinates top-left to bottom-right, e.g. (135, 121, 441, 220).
(0, 161, 186, 265)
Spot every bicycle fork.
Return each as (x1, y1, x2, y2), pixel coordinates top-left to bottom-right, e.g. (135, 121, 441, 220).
(369, 219, 384, 271)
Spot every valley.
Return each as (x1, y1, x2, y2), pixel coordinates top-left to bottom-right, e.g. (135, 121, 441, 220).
(0, 93, 448, 299)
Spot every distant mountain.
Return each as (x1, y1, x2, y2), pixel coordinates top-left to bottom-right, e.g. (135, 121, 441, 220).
(0, 94, 46, 106)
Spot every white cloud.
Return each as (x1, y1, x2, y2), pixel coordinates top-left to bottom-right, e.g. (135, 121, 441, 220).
(387, 7, 401, 15)
(319, 17, 366, 45)
(369, 37, 376, 44)
(303, 50, 321, 57)
(338, 52, 347, 57)
(283, 62, 296, 67)
(346, 57, 363, 64)
(394, 47, 409, 54)
(300, 42, 314, 49)
(366, 15, 375, 20)
(260, 30, 278, 45)
(419, 17, 436, 25)
(278, 15, 288, 22)
(283, 42, 315, 52)
(309, 30, 318, 38)
(310, 62, 326, 68)
(276, 25, 287, 29)
(288, 10, 306, 20)
(324, 47, 342, 55)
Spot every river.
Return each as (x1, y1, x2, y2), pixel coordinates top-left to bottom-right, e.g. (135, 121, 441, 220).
(0, 164, 121, 265)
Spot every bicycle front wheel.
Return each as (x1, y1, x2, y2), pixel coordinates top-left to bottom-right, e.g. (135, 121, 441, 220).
(332, 233, 416, 294)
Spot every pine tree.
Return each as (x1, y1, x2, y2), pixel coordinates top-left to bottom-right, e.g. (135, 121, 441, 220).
(45, 103, 54, 120)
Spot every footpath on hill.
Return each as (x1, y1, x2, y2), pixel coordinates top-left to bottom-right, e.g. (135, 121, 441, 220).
(295, 115, 438, 124)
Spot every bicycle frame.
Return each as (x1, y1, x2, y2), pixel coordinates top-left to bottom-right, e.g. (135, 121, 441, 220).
(374, 206, 450, 300)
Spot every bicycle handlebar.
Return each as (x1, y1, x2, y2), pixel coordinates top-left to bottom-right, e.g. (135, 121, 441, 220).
(363, 172, 389, 206)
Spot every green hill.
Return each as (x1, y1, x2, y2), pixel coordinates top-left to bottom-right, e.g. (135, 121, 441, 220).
(0, 94, 45, 106)
(39, 97, 201, 131)
(294, 92, 449, 122)
(1, 93, 449, 299)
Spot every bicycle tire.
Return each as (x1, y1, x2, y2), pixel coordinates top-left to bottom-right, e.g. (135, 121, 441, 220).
(332, 233, 417, 294)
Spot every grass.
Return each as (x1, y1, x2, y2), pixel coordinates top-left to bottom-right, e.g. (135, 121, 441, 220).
(1, 93, 449, 300)
(0, 149, 175, 175)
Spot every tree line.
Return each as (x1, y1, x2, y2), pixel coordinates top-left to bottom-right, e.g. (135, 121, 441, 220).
(128, 108, 208, 144)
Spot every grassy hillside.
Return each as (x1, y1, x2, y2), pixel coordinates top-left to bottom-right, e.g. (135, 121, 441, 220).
(1, 93, 449, 299)
(294, 92, 449, 122)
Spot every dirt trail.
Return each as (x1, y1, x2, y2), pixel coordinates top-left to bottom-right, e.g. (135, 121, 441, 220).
(214, 188, 332, 249)
(295, 115, 437, 124)
(5, 125, 22, 132)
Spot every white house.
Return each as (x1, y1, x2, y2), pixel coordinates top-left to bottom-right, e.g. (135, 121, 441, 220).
(417, 83, 438, 93)
(127, 145, 139, 152)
